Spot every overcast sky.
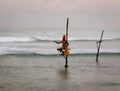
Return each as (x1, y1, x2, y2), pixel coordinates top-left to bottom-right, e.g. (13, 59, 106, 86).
(0, 0, 120, 29)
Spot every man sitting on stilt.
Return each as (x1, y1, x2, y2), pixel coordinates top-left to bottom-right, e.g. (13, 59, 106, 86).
(54, 34, 69, 55)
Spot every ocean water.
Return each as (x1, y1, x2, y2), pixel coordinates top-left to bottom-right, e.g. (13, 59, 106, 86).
(0, 27, 120, 56)
(0, 27, 120, 91)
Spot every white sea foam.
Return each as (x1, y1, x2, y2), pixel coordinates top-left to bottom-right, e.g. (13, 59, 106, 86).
(0, 28, 120, 55)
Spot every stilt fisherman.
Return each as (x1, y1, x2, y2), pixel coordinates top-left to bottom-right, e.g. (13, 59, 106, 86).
(54, 34, 69, 56)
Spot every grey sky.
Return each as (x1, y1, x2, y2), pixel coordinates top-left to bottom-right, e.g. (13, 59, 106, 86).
(0, 0, 120, 29)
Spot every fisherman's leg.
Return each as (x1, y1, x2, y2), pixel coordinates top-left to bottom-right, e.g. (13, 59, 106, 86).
(57, 47, 64, 55)
(57, 47, 63, 52)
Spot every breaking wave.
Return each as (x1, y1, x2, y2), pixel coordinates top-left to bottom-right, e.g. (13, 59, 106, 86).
(0, 46, 120, 56)
(0, 36, 120, 43)
(0, 36, 120, 56)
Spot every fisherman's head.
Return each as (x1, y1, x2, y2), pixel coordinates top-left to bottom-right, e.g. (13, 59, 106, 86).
(62, 34, 66, 41)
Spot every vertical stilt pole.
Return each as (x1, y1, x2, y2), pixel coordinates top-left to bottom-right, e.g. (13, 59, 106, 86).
(96, 30, 104, 62)
(64, 18, 69, 69)
(65, 56, 68, 69)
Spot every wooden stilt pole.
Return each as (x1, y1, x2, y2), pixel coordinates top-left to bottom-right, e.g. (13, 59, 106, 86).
(64, 18, 69, 69)
(65, 56, 68, 69)
(96, 30, 104, 62)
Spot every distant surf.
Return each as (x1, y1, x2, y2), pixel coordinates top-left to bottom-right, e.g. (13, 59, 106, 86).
(0, 28, 120, 56)
(0, 36, 120, 43)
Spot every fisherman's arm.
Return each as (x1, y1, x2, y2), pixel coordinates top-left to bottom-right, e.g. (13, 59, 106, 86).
(53, 41, 62, 44)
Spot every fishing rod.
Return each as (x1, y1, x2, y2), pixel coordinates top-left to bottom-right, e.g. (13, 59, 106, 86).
(37, 27, 56, 41)
(37, 27, 69, 59)
(37, 27, 67, 57)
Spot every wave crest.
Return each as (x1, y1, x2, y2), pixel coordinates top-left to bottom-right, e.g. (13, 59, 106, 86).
(0, 36, 120, 43)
